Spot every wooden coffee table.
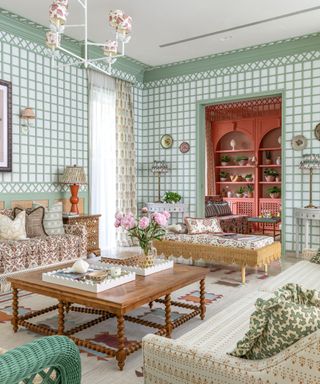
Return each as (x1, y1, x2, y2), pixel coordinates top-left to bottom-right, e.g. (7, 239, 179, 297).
(8, 264, 208, 370)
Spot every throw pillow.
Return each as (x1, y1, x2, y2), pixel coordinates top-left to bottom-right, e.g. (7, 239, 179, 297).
(205, 204, 218, 218)
(310, 248, 320, 264)
(213, 202, 232, 216)
(0, 210, 27, 240)
(33, 202, 65, 235)
(184, 217, 223, 235)
(13, 206, 47, 238)
(229, 283, 320, 360)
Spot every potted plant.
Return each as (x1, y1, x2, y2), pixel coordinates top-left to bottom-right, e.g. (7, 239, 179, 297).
(220, 171, 229, 181)
(264, 168, 279, 182)
(246, 184, 254, 198)
(245, 173, 253, 182)
(162, 191, 182, 203)
(236, 186, 245, 198)
(220, 155, 231, 166)
(267, 186, 281, 199)
(265, 151, 272, 165)
(236, 155, 249, 166)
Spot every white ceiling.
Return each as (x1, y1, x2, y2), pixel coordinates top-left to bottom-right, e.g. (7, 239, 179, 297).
(1, 0, 320, 66)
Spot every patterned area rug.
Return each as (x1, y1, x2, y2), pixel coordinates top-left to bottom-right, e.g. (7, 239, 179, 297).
(0, 261, 285, 384)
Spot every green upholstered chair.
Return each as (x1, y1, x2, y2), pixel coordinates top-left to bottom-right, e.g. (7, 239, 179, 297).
(0, 336, 81, 384)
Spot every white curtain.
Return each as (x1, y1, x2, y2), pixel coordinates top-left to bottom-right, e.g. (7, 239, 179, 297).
(88, 70, 116, 254)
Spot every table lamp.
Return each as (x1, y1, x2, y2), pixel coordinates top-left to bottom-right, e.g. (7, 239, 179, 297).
(299, 154, 320, 208)
(151, 161, 168, 202)
(60, 165, 87, 213)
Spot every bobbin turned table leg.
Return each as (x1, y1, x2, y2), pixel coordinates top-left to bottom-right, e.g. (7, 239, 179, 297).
(116, 314, 126, 371)
(57, 300, 65, 335)
(12, 287, 19, 333)
(199, 279, 206, 320)
(165, 294, 173, 338)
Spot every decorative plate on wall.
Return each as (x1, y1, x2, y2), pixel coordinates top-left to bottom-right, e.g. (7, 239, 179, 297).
(179, 142, 190, 153)
(291, 135, 308, 151)
(160, 134, 173, 149)
(314, 123, 320, 140)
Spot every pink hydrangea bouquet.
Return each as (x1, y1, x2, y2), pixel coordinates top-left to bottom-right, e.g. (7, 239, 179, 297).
(114, 208, 170, 256)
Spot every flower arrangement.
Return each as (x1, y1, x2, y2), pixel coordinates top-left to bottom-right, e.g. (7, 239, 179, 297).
(114, 208, 170, 257)
(220, 155, 232, 165)
(236, 155, 249, 166)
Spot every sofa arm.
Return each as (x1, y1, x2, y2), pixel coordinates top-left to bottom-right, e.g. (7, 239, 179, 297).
(0, 336, 81, 384)
(143, 331, 320, 384)
(64, 224, 87, 257)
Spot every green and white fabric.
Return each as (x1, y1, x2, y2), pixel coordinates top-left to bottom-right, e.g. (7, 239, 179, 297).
(230, 283, 320, 360)
(33, 202, 64, 235)
(310, 248, 320, 264)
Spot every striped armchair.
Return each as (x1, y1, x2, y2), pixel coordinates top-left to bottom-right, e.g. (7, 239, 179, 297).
(0, 336, 81, 384)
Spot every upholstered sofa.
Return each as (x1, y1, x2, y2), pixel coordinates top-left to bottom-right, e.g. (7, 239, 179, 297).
(0, 336, 81, 384)
(205, 196, 248, 234)
(143, 260, 320, 383)
(0, 209, 87, 291)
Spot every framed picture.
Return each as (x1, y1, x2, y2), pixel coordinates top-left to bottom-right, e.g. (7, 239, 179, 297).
(0, 80, 12, 172)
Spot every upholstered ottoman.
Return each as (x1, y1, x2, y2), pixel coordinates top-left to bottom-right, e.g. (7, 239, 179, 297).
(154, 233, 281, 284)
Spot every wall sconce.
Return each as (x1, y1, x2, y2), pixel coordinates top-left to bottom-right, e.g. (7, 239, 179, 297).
(20, 107, 35, 134)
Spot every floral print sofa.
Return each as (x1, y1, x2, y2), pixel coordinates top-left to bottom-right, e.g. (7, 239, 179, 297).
(0, 209, 87, 291)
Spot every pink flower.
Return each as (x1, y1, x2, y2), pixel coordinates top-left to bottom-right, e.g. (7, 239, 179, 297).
(115, 211, 123, 220)
(153, 212, 167, 226)
(120, 213, 136, 230)
(114, 219, 121, 228)
(141, 207, 148, 214)
(139, 216, 149, 230)
(162, 210, 170, 219)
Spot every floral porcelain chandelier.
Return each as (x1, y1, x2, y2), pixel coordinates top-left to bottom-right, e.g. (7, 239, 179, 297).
(46, 0, 132, 75)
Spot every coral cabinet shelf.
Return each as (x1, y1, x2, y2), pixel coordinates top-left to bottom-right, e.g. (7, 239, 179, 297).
(208, 96, 282, 218)
(216, 165, 256, 169)
(215, 149, 254, 153)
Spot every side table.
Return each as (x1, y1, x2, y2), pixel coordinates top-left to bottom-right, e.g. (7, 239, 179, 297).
(247, 217, 281, 240)
(63, 214, 101, 256)
(294, 207, 320, 257)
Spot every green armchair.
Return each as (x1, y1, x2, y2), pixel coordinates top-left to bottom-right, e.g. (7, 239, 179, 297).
(0, 336, 81, 384)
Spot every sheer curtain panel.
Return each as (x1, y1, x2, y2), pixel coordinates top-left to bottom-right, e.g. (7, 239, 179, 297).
(88, 70, 116, 254)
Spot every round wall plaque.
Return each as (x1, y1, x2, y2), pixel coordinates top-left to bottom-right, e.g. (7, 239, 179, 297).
(179, 142, 190, 153)
(291, 135, 308, 151)
(314, 123, 320, 141)
(160, 134, 173, 149)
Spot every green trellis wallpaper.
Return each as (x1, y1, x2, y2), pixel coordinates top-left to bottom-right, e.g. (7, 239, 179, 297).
(138, 48, 320, 252)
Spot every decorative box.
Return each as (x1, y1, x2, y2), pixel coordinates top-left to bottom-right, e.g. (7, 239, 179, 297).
(42, 266, 135, 293)
(98, 259, 174, 276)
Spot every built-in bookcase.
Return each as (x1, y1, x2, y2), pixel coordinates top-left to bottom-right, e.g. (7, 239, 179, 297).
(206, 97, 282, 222)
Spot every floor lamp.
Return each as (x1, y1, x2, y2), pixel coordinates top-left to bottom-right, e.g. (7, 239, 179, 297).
(299, 154, 320, 208)
(151, 161, 168, 202)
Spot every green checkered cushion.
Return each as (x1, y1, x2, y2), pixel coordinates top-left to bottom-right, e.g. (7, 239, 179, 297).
(230, 283, 320, 360)
(310, 248, 320, 264)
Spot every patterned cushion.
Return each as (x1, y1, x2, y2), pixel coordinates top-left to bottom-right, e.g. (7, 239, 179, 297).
(213, 202, 232, 216)
(230, 283, 320, 360)
(310, 248, 320, 264)
(184, 217, 223, 235)
(33, 202, 64, 235)
(0, 211, 27, 240)
(13, 207, 47, 238)
(205, 204, 217, 217)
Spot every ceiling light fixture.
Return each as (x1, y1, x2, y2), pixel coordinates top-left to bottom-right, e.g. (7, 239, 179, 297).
(45, 0, 132, 76)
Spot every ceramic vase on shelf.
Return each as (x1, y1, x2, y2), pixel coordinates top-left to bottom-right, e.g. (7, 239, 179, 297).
(276, 156, 281, 165)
